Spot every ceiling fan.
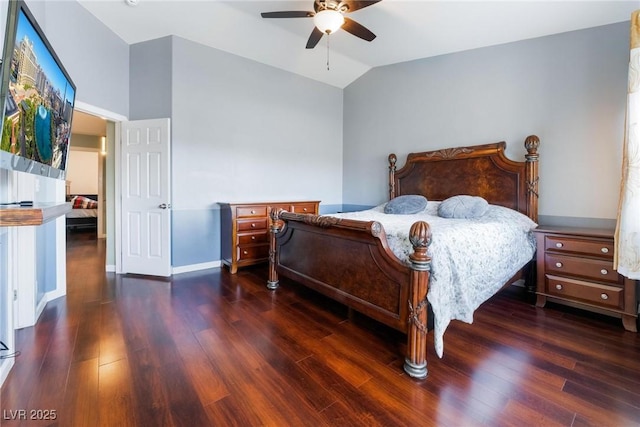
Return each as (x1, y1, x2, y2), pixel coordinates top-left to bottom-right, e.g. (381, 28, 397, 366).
(261, 0, 381, 49)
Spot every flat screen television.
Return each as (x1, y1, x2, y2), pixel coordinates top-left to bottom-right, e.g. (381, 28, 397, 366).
(0, 0, 76, 180)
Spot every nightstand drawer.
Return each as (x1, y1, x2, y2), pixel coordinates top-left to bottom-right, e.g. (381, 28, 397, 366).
(237, 231, 269, 245)
(545, 275, 623, 310)
(544, 254, 618, 283)
(544, 235, 613, 258)
(237, 244, 269, 261)
(237, 218, 268, 231)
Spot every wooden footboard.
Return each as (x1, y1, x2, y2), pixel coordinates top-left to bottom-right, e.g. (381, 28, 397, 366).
(268, 209, 432, 379)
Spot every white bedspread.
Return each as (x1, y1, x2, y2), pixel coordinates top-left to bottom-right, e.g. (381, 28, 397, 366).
(329, 201, 537, 358)
(66, 208, 98, 219)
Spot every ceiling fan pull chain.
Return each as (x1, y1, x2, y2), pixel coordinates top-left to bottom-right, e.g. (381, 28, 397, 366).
(327, 34, 330, 70)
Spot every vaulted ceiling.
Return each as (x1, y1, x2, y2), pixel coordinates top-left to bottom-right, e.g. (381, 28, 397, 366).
(77, 0, 639, 89)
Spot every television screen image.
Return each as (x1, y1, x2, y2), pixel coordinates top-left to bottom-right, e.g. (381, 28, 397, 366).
(0, 0, 76, 180)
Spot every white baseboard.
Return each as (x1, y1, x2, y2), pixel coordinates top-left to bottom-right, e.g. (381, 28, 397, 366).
(33, 289, 66, 327)
(172, 260, 221, 275)
(35, 296, 47, 322)
(45, 288, 66, 303)
(104, 261, 220, 275)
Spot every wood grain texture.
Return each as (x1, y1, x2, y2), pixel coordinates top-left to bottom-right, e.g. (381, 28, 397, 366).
(0, 202, 71, 226)
(1, 231, 639, 426)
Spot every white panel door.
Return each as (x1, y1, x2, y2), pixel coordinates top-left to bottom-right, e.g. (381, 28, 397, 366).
(121, 119, 171, 277)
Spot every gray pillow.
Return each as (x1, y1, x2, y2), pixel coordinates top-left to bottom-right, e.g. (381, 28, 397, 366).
(438, 195, 489, 219)
(384, 195, 428, 214)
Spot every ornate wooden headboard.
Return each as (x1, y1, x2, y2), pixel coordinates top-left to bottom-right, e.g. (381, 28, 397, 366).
(388, 135, 540, 222)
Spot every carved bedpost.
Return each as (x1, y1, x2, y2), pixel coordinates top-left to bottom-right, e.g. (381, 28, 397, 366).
(524, 135, 540, 296)
(524, 135, 540, 224)
(267, 208, 283, 290)
(404, 220, 432, 379)
(388, 154, 397, 200)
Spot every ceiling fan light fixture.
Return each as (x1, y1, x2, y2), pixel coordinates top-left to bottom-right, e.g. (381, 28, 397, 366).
(313, 10, 344, 34)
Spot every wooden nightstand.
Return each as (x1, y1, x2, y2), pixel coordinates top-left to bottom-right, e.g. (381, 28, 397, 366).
(219, 201, 320, 274)
(533, 226, 637, 332)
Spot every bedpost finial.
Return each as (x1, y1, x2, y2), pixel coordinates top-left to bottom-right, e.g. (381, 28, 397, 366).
(409, 221, 432, 268)
(524, 135, 540, 157)
(269, 207, 285, 233)
(270, 207, 282, 222)
(389, 154, 397, 200)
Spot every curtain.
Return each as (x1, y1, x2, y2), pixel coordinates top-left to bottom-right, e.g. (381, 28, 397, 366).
(615, 10, 640, 279)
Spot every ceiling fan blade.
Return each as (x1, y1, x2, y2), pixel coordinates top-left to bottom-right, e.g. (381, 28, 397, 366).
(306, 27, 324, 49)
(342, 17, 376, 42)
(261, 11, 314, 18)
(343, 0, 382, 13)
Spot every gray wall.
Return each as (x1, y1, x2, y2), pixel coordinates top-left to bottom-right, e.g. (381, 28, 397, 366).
(344, 22, 629, 225)
(42, 1, 129, 116)
(130, 36, 172, 120)
(129, 36, 344, 268)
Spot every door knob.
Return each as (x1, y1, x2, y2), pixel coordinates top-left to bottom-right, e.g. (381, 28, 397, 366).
(158, 203, 170, 209)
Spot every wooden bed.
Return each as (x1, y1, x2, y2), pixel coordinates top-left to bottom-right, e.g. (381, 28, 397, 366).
(267, 135, 540, 379)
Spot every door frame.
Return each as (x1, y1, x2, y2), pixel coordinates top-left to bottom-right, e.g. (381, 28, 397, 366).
(74, 101, 127, 273)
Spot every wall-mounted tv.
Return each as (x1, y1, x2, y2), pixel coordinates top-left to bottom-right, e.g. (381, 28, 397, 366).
(0, 0, 76, 180)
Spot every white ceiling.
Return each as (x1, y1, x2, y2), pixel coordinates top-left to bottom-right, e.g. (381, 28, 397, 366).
(76, 0, 639, 89)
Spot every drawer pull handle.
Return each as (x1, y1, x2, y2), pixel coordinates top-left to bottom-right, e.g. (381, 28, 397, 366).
(251, 210, 256, 214)
(555, 284, 563, 291)
(601, 247, 609, 254)
(251, 236, 256, 240)
(600, 269, 608, 275)
(243, 250, 248, 255)
(251, 223, 256, 228)
(600, 293, 609, 300)
(303, 207, 308, 212)
(555, 242, 563, 248)
(555, 262, 563, 268)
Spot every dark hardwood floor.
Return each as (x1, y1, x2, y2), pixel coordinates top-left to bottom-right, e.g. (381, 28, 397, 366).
(2, 229, 640, 426)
